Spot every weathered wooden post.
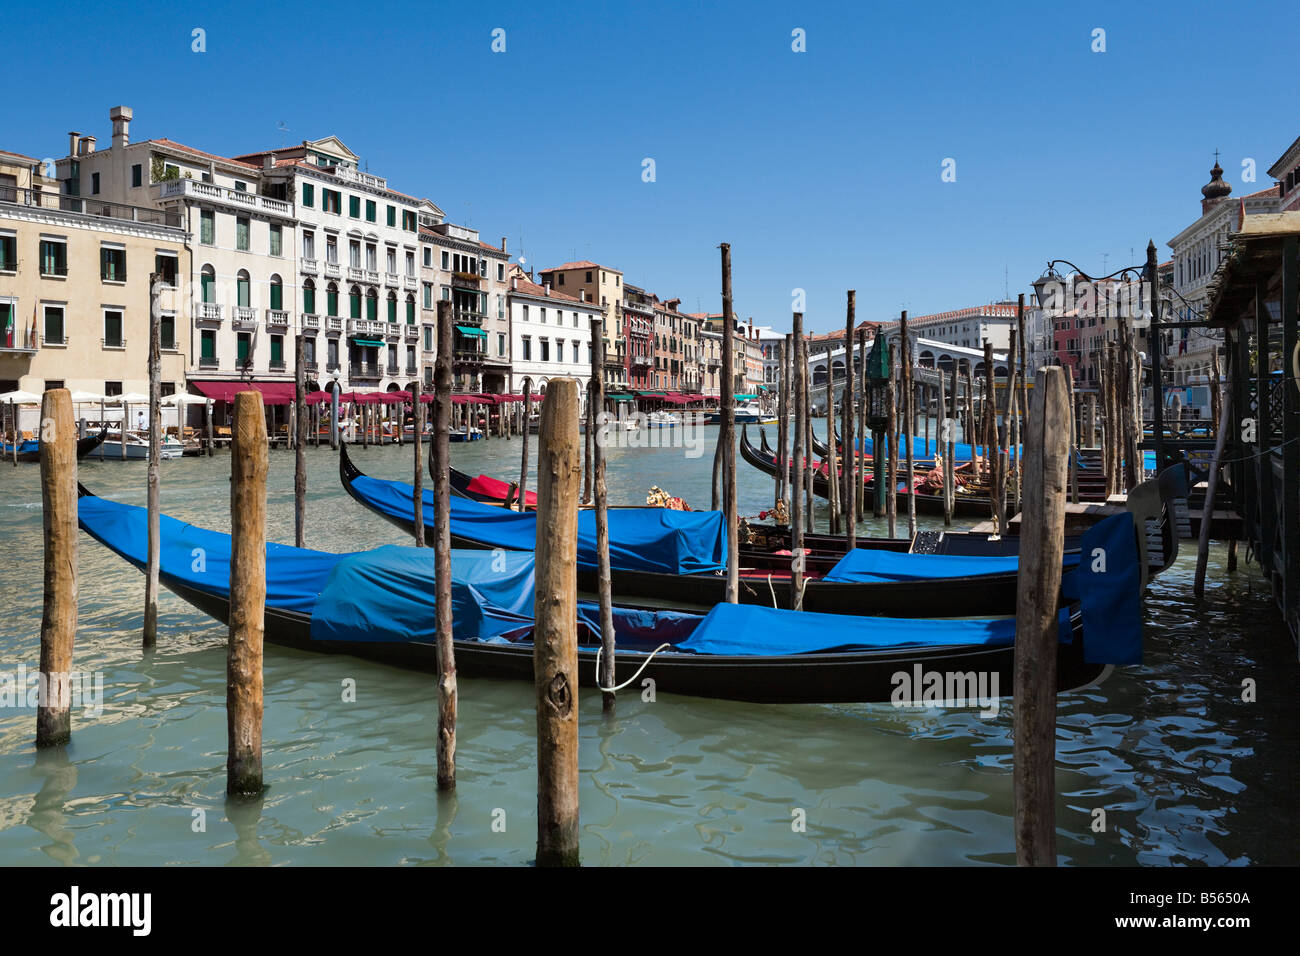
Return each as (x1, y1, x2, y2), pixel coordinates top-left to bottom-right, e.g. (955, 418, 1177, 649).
(791, 314, 806, 608)
(582, 386, 593, 506)
(901, 314, 916, 538)
(998, 330, 1017, 525)
(824, 344, 840, 536)
(533, 377, 581, 867)
(591, 319, 616, 713)
(294, 334, 307, 548)
(412, 379, 425, 547)
(801, 331, 815, 535)
(517, 377, 533, 511)
(228, 391, 267, 796)
(1067, 371, 1079, 504)
(886, 344, 898, 539)
(858, 326, 870, 517)
(433, 299, 457, 791)
(1194, 385, 1231, 597)
(1013, 365, 1069, 867)
(945, 365, 957, 525)
(843, 291, 856, 547)
(720, 243, 739, 602)
(983, 341, 1000, 533)
(144, 275, 162, 649)
(37, 389, 76, 748)
(776, 337, 789, 509)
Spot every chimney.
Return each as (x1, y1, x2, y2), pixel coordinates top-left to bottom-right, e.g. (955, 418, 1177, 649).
(110, 105, 133, 149)
(81, 135, 96, 155)
(501, 237, 507, 253)
(512, 277, 518, 291)
(68, 132, 81, 156)
(580, 290, 586, 302)
(263, 154, 274, 171)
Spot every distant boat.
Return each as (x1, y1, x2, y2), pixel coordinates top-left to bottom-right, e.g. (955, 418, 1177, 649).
(94, 430, 184, 460)
(448, 427, 482, 443)
(3, 431, 106, 462)
(707, 400, 775, 425)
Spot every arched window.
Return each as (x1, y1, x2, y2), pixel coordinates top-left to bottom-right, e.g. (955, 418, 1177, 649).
(269, 273, 283, 311)
(200, 264, 216, 303)
(406, 294, 415, 325)
(326, 282, 339, 317)
(366, 288, 378, 322)
(236, 269, 251, 308)
(303, 278, 316, 315)
(387, 290, 398, 324)
(349, 285, 362, 320)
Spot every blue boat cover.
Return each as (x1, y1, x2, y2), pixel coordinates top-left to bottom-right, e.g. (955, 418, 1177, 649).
(1063, 512, 1143, 665)
(78, 494, 346, 614)
(822, 548, 1081, 583)
(348, 471, 726, 575)
(855, 433, 1020, 463)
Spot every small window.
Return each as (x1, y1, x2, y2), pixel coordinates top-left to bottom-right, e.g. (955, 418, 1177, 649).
(498, 333, 506, 356)
(302, 182, 314, 207)
(585, 271, 592, 283)
(39, 239, 68, 277)
(103, 381, 122, 396)
(236, 217, 250, 251)
(441, 250, 449, 269)
(237, 332, 251, 364)
(234, 181, 247, 192)
(160, 313, 176, 350)
(154, 253, 178, 285)
(365, 199, 376, 222)
(103, 309, 124, 348)
(349, 195, 360, 218)
(131, 164, 142, 188)
(91, 172, 100, 195)
(269, 224, 282, 257)
(522, 336, 531, 361)
(200, 209, 215, 245)
(100, 246, 127, 282)
(557, 273, 565, 286)
(387, 205, 396, 227)
(43, 305, 65, 344)
(0, 234, 16, 271)
(423, 247, 431, 267)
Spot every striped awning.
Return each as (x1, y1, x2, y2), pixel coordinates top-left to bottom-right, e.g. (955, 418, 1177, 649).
(455, 325, 487, 338)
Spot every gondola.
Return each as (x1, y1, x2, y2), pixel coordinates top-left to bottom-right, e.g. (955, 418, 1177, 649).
(742, 426, 1000, 520)
(450, 466, 537, 508)
(340, 443, 1156, 616)
(6, 431, 107, 463)
(74, 485, 1115, 704)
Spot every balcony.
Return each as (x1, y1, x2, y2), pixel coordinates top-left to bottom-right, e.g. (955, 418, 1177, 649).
(403, 275, 418, 291)
(349, 362, 382, 380)
(452, 272, 481, 291)
(266, 309, 290, 328)
(327, 362, 341, 373)
(333, 166, 388, 190)
(232, 307, 257, 329)
(101, 337, 126, 350)
(326, 316, 344, 332)
(386, 363, 399, 375)
(301, 258, 319, 275)
(347, 266, 366, 282)
(453, 349, 484, 365)
(385, 272, 400, 288)
(156, 179, 294, 218)
(301, 314, 321, 330)
(196, 302, 223, 323)
(270, 359, 286, 371)
(453, 309, 485, 326)
(385, 322, 401, 340)
(324, 262, 341, 279)
(304, 361, 318, 373)
(632, 354, 651, 367)
(347, 318, 389, 336)
(198, 356, 219, 369)
(623, 298, 654, 316)
(366, 270, 380, 284)
(404, 325, 419, 341)
(405, 365, 417, 376)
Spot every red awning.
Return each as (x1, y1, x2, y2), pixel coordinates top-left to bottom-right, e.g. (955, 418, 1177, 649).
(192, 381, 297, 406)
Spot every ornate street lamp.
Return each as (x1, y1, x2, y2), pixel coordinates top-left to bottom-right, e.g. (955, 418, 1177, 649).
(864, 327, 890, 431)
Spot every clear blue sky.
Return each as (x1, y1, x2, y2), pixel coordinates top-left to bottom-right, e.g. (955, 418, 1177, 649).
(7, 0, 1292, 334)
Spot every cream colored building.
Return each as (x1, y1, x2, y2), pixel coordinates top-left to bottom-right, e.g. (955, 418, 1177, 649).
(537, 261, 626, 391)
(55, 108, 297, 394)
(1, 150, 187, 400)
(421, 224, 511, 392)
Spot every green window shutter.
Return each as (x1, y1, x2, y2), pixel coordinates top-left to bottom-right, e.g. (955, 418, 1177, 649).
(349, 195, 360, 218)
(270, 226, 282, 257)
(201, 272, 215, 303)
(304, 287, 315, 314)
(350, 293, 361, 319)
(387, 206, 396, 227)
(388, 297, 397, 323)
(201, 212, 214, 244)
(161, 314, 175, 349)
(406, 299, 415, 324)
(366, 200, 376, 222)
(271, 337, 283, 362)
(327, 290, 338, 316)
(303, 182, 314, 207)
(367, 296, 377, 321)
(237, 336, 250, 363)
(238, 277, 250, 307)
(201, 330, 216, 359)
(270, 284, 283, 310)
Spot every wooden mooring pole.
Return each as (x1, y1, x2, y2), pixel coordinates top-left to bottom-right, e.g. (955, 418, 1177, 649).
(776, 337, 789, 510)
(534, 377, 581, 867)
(1013, 365, 1069, 866)
(843, 290, 856, 547)
(36, 389, 76, 748)
(433, 299, 457, 791)
(886, 344, 898, 539)
(294, 333, 307, 549)
(591, 319, 616, 713)
(1194, 384, 1232, 597)
(144, 275, 161, 649)
(517, 378, 533, 511)
(790, 313, 806, 609)
(228, 391, 266, 796)
(720, 243, 739, 603)
(902, 314, 915, 539)
(412, 379, 425, 547)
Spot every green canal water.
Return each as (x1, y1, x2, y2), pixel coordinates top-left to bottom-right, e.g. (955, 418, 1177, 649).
(0, 425, 1297, 866)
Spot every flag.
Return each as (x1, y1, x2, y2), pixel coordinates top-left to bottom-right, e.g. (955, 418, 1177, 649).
(2, 301, 12, 349)
(30, 300, 38, 348)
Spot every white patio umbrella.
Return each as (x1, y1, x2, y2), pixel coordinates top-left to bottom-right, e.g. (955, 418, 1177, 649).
(0, 390, 42, 404)
(68, 390, 105, 404)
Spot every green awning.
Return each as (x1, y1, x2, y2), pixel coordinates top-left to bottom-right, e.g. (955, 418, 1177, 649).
(606, 393, 634, 401)
(734, 393, 757, 399)
(455, 325, 487, 338)
(351, 337, 384, 347)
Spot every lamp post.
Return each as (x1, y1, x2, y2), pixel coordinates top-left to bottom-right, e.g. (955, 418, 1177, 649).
(864, 327, 890, 516)
(330, 370, 341, 450)
(1032, 240, 1166, 471)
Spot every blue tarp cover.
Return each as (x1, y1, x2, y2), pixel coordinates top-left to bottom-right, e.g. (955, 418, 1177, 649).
(78, 494, 345, 614)
(1063, 512, 1143, 665)
(855, 433, 1020, 462)
(349, 472, 727, 575)
(823, 548, 1081, 583)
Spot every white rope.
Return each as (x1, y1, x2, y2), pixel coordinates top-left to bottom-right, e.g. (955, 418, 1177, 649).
(767, 574, 777, 608)
(595, 642, 674, 693)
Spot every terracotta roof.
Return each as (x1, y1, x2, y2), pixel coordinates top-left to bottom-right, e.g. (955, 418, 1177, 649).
(1241, 185, 1281, 200)
(0, 149, 41, 165)
(539, 260, 620, 274)
(509, 277, 595, 305)
(145, 138, 260, 170)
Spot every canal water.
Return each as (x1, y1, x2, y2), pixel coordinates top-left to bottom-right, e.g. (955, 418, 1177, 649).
(0, 424, 1296, 865)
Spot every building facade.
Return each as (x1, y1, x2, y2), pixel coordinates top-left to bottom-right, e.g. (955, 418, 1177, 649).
(507, 275, 600, 401)
(1, 150, 188, 397)
(1268, 134, 1300, 214)
(537, 261, 625, 391)
(422, 224, 510, 392)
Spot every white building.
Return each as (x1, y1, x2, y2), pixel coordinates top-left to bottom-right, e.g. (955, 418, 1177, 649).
(507, 275, 600, 403)
(753, 325, 786, 388)
(902, 302, 1021, 352)
(1167, 159, 1279, 384)
(57, 106, 299, 392)
(422, 224, 511, 392)
(235, 138, 435, 394)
